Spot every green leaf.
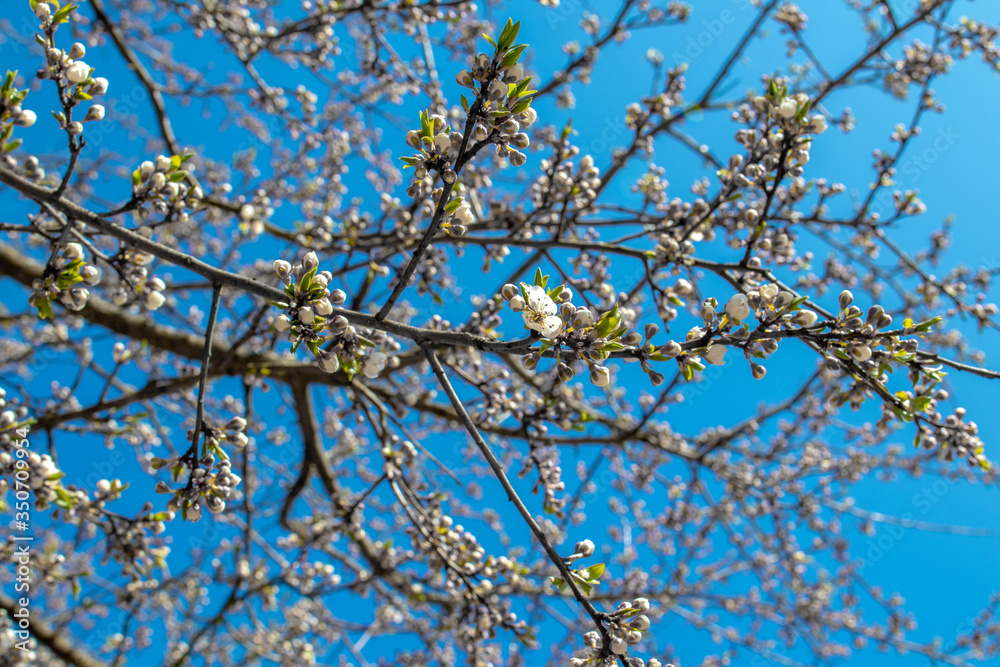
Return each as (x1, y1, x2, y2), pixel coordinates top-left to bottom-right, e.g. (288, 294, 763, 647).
(582, 563, 605, 581)
(909, 396, 932, 413)
(52, 3, 78, 25)
(482, 33, 497, 50)
(36, 295, 52, 320)
(533, 267, 545, 287)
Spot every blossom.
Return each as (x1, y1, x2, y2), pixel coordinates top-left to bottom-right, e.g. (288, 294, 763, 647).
(363, 351, 387, 378)
(703, 345, 726, 366)
(298, 306, 314, 324)
(522, 285, 564, 338)
(759, 283, 779, 300)
(725, 294, 751, 321)
(274, 314, 291, 332)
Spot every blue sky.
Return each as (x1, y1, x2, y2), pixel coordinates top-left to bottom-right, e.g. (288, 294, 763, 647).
(3, 0, 1000, 665)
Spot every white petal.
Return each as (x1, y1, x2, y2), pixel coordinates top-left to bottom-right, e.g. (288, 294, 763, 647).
(541, 316, 564, 338)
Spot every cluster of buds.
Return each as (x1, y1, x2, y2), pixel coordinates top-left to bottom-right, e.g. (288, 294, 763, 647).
(530, 151, 601, 216)
(36, 17, 109, 135)
(153, 451, 242, 522)
(272, 252, 393, 379)
(551, 538, 605, 597)
(401, 111, 462, 188)
(571, 598, 666, 666)
(0, 71, 36, 156)
(651, 233, 696, 269)
(454, 19, 537, 168)
(438, 195, 475, 236)
(131, 153, 202, 218)
(502, 270, 642, 387)
(0, 404, 74, 511)
(107, 248, 167, 311)
(28, 242, 100, 319)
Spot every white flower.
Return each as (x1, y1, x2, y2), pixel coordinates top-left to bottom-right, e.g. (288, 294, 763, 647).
(298, 306, 314, 324)
(522, 285, 564, 338)
(725, 294, 751, 321)
(759, 283, 779, 300)
(703, 345, 726, 366)
(274, 314, 291, 332)
(65, 61, 90, 84)
(239, 204, 255, 220)
(363, 351, 387, 378)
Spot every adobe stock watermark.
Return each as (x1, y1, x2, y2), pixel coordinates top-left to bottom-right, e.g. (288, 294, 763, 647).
(852, 472, 976, 573)
(8, 422, 34, 655)
(669, 0, 756, 68)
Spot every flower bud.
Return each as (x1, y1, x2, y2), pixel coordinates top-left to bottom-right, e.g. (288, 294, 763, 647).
(273, 259, 292, 281)
(301, 251, 319, 272)
(574, 539, 595, 557)
(792, 309, 818, 327)
(590, 364, 611, 387)
(508, 295, 525, 312)
(14, 110, 36, 127)
(520, 352, 539, 370)
(298, 306, 315, 324)
(314, 298, 333, 316)
(750, 361, 767, 380)
(329, 288, 346, 305)
(35, 2, 52, 21)
(62, 242, 84, 261)
(501, 284, 519, 301)
(144, 290, 165, 311)
(839, 289, 854, 311)
(89, 77, 109, 96)
(274, 314, 291, 332)
(725, 293, 751, 321)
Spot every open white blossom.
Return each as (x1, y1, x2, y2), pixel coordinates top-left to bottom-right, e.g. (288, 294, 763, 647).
(522, 285, 564, 338)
